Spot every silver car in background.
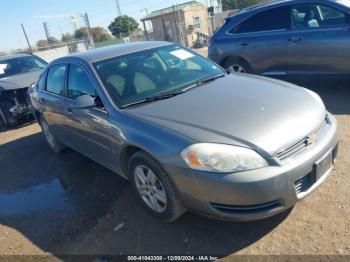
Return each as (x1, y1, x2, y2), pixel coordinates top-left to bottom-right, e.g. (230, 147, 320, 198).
(29, 42, 339, 222)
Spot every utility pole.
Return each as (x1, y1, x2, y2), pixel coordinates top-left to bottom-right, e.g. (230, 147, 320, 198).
(34, 14, 77, 35)
(176, 4, 185, 46)
(115, 0, 122, 16)
(70, 15, 77, 33)
(160, 10, 168, 41)
(21, 24, 32, 53)
(82, 12, 95, 49)
(140, 8, 149, 40)
(43, 22, 51, 43)
(217, 0, 223, 13)
(172, 5, 179, 44)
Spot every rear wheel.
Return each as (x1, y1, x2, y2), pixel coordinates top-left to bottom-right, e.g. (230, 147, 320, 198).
(223, 57, 252, 74)
(128, 151, 186, 222)
(40, 117, 65, 154)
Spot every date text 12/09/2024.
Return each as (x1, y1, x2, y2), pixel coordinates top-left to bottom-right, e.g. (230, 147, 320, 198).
(127, 256, 219, 261)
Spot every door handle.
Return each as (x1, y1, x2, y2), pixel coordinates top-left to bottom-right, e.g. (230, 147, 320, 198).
(288, 37, 302, 43)
(39, 98, 45, 103)
(240, 40, 249, 46)
(67, 108, 73, 116)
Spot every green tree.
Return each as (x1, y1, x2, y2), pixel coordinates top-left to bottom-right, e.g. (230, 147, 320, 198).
(108, 15, 139, 37)
(90, 27, 111, 42)
(61, 33, 74, 42)
(74, 27, 111, 42)
(223, 0, 266, 11)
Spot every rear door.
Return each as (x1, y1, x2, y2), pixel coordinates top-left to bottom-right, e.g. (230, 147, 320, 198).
(228, 6, 290, 77)
(287, 3, 350, 76)
(38, 64, 70, 142)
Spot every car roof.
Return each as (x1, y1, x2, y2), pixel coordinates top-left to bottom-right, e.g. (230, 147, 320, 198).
(56, 41, 173, 64)
(0, 53, 32, 62)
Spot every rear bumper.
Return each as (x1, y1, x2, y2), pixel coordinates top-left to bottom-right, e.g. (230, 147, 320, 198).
(166, 114, 339, 221)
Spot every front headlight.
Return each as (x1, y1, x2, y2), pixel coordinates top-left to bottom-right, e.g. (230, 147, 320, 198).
(305, 89, 324, 107)
(181, 143, 268, 173)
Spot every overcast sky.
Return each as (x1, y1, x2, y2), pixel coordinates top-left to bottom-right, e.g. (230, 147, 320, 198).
(0, 0, 207, 52)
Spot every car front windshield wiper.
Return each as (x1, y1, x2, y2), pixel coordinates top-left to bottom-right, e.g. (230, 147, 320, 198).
(120, 90, 185, 109)
(182, 74, 226, 92)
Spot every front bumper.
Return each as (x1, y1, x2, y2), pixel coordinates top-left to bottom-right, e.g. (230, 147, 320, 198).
(166, 114, 339, 221)
(9, 104, 31, 117)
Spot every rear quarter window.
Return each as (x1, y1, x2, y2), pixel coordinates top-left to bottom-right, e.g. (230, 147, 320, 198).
(230, 6, 290, 34)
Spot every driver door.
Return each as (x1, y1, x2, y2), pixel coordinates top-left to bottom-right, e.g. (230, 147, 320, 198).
(64, 63, 115, 169)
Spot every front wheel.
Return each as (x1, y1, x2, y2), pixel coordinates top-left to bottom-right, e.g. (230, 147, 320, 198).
(40, 117, 65, 154)
(128, 152, 186, 222)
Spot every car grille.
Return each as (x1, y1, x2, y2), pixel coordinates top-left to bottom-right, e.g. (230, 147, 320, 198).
(275, 116, 331, 163)
(210, 200, 283, 215)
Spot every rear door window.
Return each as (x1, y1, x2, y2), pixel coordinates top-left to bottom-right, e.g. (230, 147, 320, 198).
(291, 4, 348, 30)
(230, 7, 290, 34)
(46, 65, 67, 96)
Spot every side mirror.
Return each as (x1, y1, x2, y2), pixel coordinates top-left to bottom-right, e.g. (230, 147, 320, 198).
(72, 94, 96, 109)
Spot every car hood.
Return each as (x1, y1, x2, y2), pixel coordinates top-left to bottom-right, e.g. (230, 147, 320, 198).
(127, 74, 326, 156)
(0, 70, 42, 91)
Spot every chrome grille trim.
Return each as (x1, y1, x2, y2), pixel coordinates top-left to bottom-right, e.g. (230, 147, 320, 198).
(275, 116, 331, 163)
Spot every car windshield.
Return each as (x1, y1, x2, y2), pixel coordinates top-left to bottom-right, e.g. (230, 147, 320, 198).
(0, 56, 47, 79)
(93, 44, 225, 108)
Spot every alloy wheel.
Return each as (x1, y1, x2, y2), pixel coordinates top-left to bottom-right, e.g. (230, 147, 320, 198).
(228, 64, 246, 73)
(134, 165, 168, 213)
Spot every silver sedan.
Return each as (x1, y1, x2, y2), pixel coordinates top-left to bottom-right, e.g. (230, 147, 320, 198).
(29, 41, 339, 222)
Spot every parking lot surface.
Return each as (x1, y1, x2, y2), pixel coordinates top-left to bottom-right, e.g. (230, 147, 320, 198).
(0, 77, 349, 258)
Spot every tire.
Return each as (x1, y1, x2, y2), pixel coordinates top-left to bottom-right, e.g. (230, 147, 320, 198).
(128, 151, 186, 222)
(40, 117, 65, 154)
(223, 57, 252, 74)
(0, 108, 7, 131)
